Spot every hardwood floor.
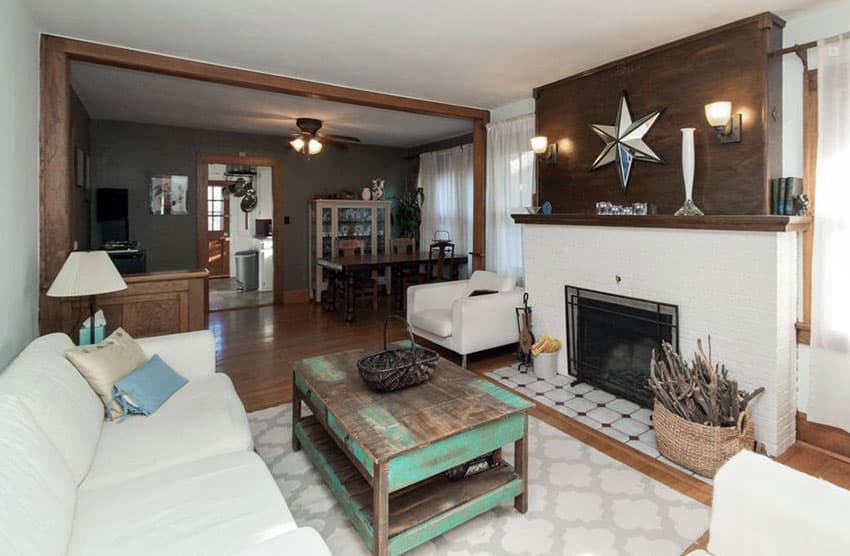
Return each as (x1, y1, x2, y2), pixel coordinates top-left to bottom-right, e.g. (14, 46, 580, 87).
(211, 301, 850, 545)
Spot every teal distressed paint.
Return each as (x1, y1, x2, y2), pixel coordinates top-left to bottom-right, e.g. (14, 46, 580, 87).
(388, 414, 525, 491)
(469, 380, 533, 410)
(389, 478, 523, 555)
(295, 374, 328, 416)
(359, 405, 417, 450)
(295, 422, 374, 549)
(327, 412, 375, 476)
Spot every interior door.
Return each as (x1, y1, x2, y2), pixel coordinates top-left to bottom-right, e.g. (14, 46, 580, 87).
(206, 185, 230, 277)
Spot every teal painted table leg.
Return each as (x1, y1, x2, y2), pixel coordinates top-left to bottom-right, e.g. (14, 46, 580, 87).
(515, 414, 528, 513)
(373, 462, 389, 556)
(292, 371, 302, 452)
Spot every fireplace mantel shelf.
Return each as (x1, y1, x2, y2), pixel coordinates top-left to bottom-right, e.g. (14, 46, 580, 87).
(511, 213, 811, 233)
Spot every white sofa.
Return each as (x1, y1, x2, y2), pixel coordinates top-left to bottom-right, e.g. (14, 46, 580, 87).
(407, 270, 524, 367)
(688, 450, 850, 555)
(0, 331, 331, 556)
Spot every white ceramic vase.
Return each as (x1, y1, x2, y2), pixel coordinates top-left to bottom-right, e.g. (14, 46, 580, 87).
(675, 127, 704, 216)
(361, 187, 372, 201)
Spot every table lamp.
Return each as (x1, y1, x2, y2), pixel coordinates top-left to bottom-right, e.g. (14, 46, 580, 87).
(47, 251, 128, 345)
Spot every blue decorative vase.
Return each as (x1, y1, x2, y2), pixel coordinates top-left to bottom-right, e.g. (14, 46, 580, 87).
(542, 201, 553, 215)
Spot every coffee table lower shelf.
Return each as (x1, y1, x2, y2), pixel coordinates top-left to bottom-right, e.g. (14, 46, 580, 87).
(294, 416, 522, 555)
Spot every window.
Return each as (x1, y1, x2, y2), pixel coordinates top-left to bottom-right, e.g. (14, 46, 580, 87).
(207, 186, 226, 232)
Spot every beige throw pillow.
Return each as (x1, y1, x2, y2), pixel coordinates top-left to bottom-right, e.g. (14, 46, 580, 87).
(65, 328, 147, 419)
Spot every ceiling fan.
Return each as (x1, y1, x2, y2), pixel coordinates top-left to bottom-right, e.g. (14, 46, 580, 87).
(289, 118, 360, 156)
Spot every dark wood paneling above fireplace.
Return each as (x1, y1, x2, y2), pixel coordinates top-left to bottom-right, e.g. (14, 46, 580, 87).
(534, 13, 784, 215)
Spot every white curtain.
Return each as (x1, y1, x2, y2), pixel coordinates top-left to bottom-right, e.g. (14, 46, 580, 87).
(417, 145, 473, 254)
(808, 32, 850, 432)
(485, 114, 535, 282)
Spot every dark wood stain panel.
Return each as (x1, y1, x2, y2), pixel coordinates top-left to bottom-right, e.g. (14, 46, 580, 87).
(534, 13, 784, 215)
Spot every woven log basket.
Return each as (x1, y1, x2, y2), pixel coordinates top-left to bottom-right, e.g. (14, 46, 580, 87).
(653, 401, 755, 478)
(357, 315, 438, 393)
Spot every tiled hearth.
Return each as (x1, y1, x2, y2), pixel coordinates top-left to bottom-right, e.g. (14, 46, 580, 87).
(485, 364, 712, 483)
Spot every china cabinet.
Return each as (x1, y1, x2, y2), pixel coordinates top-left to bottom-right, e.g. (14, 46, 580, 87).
(309, 199, 391, 302)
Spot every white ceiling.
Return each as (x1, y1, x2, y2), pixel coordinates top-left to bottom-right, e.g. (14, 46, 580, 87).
(70, 62, 473, 147)
(30, 0, 829, 109)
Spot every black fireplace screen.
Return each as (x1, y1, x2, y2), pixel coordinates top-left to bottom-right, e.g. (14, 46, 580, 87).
(565, 286, 678, 408)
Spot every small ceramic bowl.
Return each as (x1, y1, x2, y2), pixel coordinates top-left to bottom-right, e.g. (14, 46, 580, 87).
(525, 206, 542, 214)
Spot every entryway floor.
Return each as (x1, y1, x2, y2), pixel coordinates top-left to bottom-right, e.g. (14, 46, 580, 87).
(209, 277, 273, 311)
(485, 363, 714, 484)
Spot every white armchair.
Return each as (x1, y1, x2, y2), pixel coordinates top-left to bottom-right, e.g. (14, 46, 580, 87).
(407, 270, 524, 367)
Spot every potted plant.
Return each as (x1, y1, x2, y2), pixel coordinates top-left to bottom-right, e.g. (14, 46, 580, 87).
(393, 187, 423, 244)
(648, 338, 764, 477)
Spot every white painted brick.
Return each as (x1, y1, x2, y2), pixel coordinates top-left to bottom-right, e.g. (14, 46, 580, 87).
(522, 225, 799, 455)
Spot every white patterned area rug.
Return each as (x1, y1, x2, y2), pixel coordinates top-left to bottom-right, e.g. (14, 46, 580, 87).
(249, 404, 708, 556)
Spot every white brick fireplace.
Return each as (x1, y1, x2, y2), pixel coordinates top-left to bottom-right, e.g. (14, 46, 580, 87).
(520, 220, 800, 456)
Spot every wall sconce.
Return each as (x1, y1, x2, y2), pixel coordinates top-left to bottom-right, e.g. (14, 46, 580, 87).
(530, 136, 558, 164)
(704, 101, 741, 143)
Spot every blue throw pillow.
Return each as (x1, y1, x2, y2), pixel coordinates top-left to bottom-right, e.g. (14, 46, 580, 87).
(112, 354, 188, 417)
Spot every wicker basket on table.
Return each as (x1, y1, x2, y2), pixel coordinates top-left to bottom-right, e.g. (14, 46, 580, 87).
(357, 315, 438, 393)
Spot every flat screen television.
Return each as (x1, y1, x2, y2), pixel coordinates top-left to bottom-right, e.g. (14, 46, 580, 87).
(96, 188, 128, 221)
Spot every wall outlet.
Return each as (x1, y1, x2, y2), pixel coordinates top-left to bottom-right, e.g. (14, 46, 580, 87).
(284, 216, 290, 224)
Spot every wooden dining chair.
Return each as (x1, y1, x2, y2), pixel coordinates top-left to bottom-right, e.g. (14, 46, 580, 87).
(400, 241, 456, 310)
(336, 239, 378, 312)
(391, 238, 416, 255)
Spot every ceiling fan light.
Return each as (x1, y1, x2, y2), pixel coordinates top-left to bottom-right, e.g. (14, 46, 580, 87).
(290, 137, 305, 152)
(308, 138, 323, 155)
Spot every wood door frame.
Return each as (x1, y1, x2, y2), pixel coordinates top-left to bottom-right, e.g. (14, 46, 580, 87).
(198, 155, 284, 304)
(39, 35, 489, 332)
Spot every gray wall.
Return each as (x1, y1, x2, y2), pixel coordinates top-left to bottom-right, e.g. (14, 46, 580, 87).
(0, 0, 39, 368)
(89, 120, 408, 290)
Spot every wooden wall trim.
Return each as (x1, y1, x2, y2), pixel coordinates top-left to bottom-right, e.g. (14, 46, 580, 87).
(39, 38, 72, 289)
(471, 119, 488, 271)
(44, 35, 489, 121)
(533, 12, 785, 96)
(283, 289, 310, 304)
(39, 35, 487, 332)
(800, 69, 818, 339)
(197, 154, 285, 305)
(511, 213, 811, 232)
(797, 412, 850, 460)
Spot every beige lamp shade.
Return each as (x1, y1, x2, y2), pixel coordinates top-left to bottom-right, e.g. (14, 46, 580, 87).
(47, 251, 127, 298)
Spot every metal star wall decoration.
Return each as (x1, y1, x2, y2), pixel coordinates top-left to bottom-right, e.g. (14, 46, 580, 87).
(590, 94, 663, 192)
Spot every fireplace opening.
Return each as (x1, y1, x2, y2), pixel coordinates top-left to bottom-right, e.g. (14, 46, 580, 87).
(565, 286, 678, 408)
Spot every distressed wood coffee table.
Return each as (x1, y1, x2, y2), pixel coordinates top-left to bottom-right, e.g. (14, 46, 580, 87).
(292, 350, 532, 556)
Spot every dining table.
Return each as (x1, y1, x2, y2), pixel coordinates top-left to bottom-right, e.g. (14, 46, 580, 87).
(317, 251, 469, 322)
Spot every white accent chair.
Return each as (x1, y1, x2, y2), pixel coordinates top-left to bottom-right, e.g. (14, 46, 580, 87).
(407, 270, 523, 368)
(0, 330, 331, 556)
(687, 450, 850, 555)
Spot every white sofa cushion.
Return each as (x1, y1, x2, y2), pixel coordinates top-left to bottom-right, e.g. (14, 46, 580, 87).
(465, 270, 516, 295)
(69, 451, 297, 556)
(409, 308, 453, 338)
(136, 330, 216, 382)
(0, 395, 77, 556)
(0, 333, 103, 484)
(82, 373, 252, 489)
